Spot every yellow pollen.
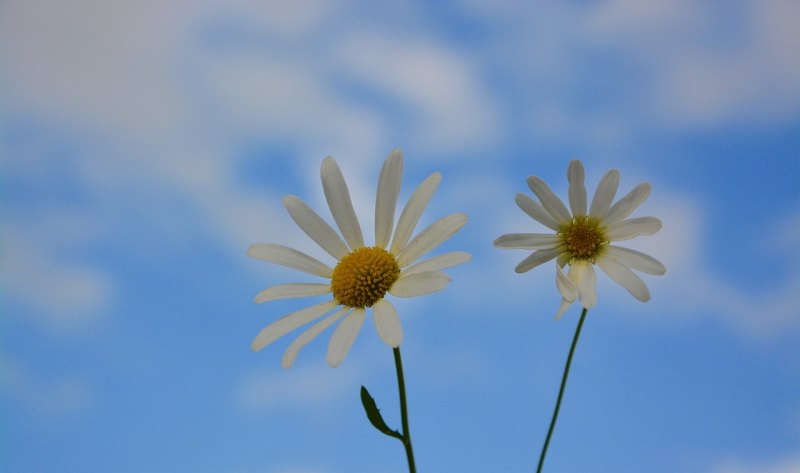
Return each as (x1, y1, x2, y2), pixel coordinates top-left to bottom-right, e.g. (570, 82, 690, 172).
(561, 218, 606, 260)
(331, 247, 401, 308)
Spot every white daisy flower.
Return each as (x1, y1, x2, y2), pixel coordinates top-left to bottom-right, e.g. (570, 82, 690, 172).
(249, 150, 469, 368)
(494, 160, 665, 318)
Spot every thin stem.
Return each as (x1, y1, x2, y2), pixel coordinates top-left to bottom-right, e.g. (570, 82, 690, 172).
(536, 307, 588, 473)
(393, 347, 417, 473)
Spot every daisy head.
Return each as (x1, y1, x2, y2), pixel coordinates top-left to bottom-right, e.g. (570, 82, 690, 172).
(494, 160, 665, 318)
(248, 150, 469, 368)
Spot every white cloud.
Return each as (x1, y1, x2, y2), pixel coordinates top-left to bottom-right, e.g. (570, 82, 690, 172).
(712, 456, 800, 473)
(0, 356, 93, 415)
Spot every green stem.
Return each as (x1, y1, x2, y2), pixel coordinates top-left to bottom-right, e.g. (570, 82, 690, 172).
(393, 347, 416, 473)
(536, 307, 588, 473)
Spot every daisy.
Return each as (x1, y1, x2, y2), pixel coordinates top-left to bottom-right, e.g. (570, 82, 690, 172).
(494, 160, 665, 317)
(248, 149, 469, 368)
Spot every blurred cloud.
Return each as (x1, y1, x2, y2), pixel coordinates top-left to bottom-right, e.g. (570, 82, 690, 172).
(0, 356, 93, 416)
(712, 456, 800, 473)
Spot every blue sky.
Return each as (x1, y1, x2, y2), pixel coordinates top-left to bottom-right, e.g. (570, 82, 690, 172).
(1, 1, 799, 472)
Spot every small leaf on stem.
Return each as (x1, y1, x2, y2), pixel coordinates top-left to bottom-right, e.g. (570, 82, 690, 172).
(360, 386, 403, 440)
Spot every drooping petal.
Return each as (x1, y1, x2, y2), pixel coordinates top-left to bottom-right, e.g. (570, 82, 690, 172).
(555, 299, 573, 320)
(283, 195, 349, 260)
(396, 213, 468, 267)
(493, 233, 560, 249)
(401, 252, 471, 277)
(321, 157, 364, 250)
(603, 182, 652, 225)
(375, 150, 403, 249)
(597, 256, 651, 302)
(515, 193, 561, 231)
(254, 283, 332, 304)
(567, 160, 587, 216)
(373, 299, 403, 347)
(527, 176, 572, 223)
(514, 247, 561, 273)
(606, 217, 662, 241)
(572, 260, 597, 308)
(589, 169, 620, 218)
(390, 172, 441, 255)
(605, 246, 666, 275)
(247, 244, 333, 278)
(556, 264, 578, 302)
(326, 308, 366, 367)
(390, 271, 451, 297)
(251, 300, 339, 352)
(281, 307, 349, 368)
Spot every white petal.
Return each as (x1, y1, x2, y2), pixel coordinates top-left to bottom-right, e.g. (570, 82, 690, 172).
(603, 183, 652, 225)
(281, 307, 349, 368)
(514, 248, 561, 273)
(326, 308, 366, 367)
(396, 213, 467, 267)
(254, 283, 332, 304)
(605, 246, 666, 275)
(251, 300, 338, 352)
(391, 172, 441, 254)
(555, 299, 573, 320)
(494, 233, 560, 249)
(283, 195, 349, 260)
(402, 252, 471, 277)
(373, 299, 403, 347)
(606, 217, 662, 241)
(556, 264, 578, 302)
(247, 244, 333, 278)
(527, 176, 572, 223)
(589, 169, 620, 218)
(515, 193, 561, 231)
(321, 157, 364, 250)
(567, 160, 587, 216)
(573, 260, 597, 309)
(390, 271, 451, 298)
(597, 256, 651, 302)
(375, 150, 404, 250)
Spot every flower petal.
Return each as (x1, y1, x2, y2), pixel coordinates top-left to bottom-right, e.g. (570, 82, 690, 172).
(281, 307, 349, 368)
(321, 157, 364, 250)
(555, 299, 573, 320)
(589, 169, 620, 218)
(326, 308, 366, 367)
(605, 245, 666, 275)
(247, 243, 333, 278)
(401, 251, 471, 277)
(606, 217, 662, 241)
(254, 283, 332, 304)
(390, 271, 451, 297)
(396, 213, 467, 267)
(514, 247, 561, 273)
(556, 264, 578, 302)
(567, 160, 587, 216)
(283, 195, 349, 260)
(391, 172, 441, 254)
(373, 299, 403, 347)
(493, 233, 560, 249)
(375, 150, 403, 249)
(597, 256, 651, 302)
(603, 182, 652, 225)
(515, 193, 561, 231)
(251, 299, 339, 352)
(527, 176, 572, 223)
(573, 260, 597, 308)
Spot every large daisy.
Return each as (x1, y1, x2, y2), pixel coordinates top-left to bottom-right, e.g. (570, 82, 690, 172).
(494, 160, 665, 318)
(249, 150, 469, 368)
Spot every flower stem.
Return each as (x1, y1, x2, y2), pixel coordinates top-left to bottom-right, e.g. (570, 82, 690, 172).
(536, 307, 588, 473)
(393, 347, 416, 473)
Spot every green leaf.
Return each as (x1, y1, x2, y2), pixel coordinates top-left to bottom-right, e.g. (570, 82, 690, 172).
(360, 386, 403, 440)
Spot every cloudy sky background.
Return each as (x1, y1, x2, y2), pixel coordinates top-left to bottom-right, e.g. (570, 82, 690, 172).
(1, 1, 799, 472)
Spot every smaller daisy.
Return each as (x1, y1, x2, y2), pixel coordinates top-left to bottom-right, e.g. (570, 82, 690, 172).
(494, 160, 665, 318)
(248, 150, 469, 368)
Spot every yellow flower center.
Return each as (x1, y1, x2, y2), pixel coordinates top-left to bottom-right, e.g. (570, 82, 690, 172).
(560, 217, 607, 261)
(331, 247, 401, 308)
